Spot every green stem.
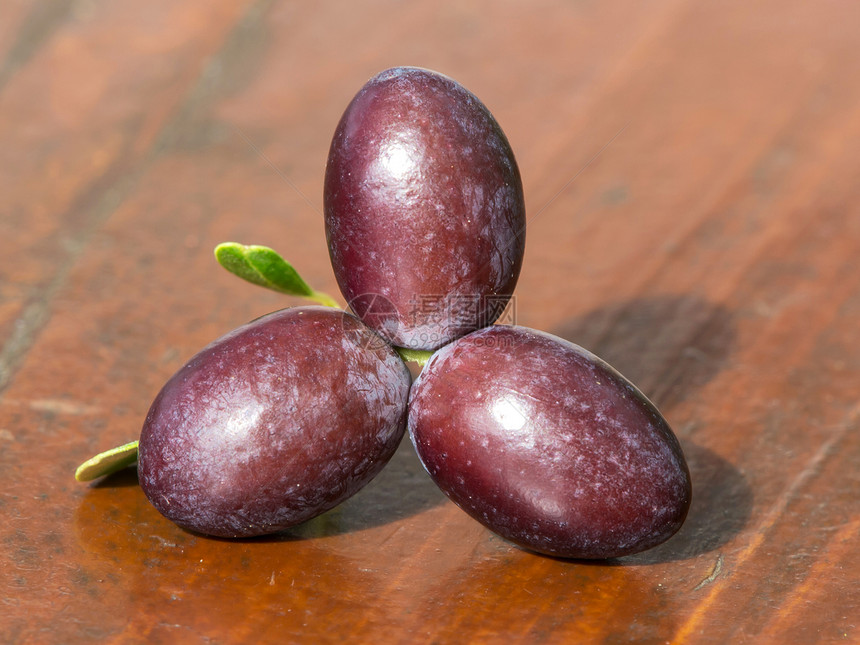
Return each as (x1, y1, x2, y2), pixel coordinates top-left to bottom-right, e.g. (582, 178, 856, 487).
(395, 347, 434, 366)
(309, 289, 340, 309)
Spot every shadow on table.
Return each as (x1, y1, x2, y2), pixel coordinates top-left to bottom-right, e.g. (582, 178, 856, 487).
(616, 440, 752, 565)
(89, 467, 141, 488)
(278, 438, 447, 541)
(549, 293, 751, 564)
(550, 293, 736, 409)
(476, 439, 751, 567)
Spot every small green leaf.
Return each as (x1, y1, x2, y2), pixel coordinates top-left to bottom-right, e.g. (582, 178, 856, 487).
(395, 347, 434, 366)
(214, 242, 339, 308)
(75, 440, 139, 482)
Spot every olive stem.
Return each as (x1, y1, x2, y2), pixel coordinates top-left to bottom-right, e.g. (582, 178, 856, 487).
(395, 347, 434, 366)
(308, 289, 341, 309)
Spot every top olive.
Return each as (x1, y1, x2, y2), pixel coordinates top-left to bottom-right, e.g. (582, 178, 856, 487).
(324, 67, 526, 350)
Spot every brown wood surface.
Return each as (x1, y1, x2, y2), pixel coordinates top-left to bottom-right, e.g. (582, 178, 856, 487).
(1, 1, 859, 643)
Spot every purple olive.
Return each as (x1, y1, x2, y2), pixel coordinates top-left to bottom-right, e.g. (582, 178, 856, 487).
(138, 306, 411, 538)
(324, 67, 525, 350)
(408, 325, 691, 559)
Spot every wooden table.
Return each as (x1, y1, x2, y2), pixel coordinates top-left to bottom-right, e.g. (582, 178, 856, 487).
(2, 1, 858, 642)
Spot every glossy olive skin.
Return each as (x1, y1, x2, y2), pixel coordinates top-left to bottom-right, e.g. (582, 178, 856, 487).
(138, 307, 411, 538)
(324, 67, 526, 350)
(408, 326, 691, 559)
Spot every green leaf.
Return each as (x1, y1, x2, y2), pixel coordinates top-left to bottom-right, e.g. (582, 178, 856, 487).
(75, 440, 139, 482)
(214, 242, 339, 308)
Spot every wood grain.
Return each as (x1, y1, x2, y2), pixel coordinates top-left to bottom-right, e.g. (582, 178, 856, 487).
(1, 1, 858, 643)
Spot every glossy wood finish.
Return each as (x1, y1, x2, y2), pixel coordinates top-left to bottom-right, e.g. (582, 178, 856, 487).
(2, 1, 858, 642)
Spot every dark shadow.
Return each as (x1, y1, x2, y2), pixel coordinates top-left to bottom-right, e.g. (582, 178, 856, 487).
(616, 441, 752, 565)
(625, 440, 752, 563)
(88, 466, 141, 488)
(543, 295, 749, 564)
(261, 438, 447, 541)
(485, 441, 751, 566)
(551, 294, 736, 409)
